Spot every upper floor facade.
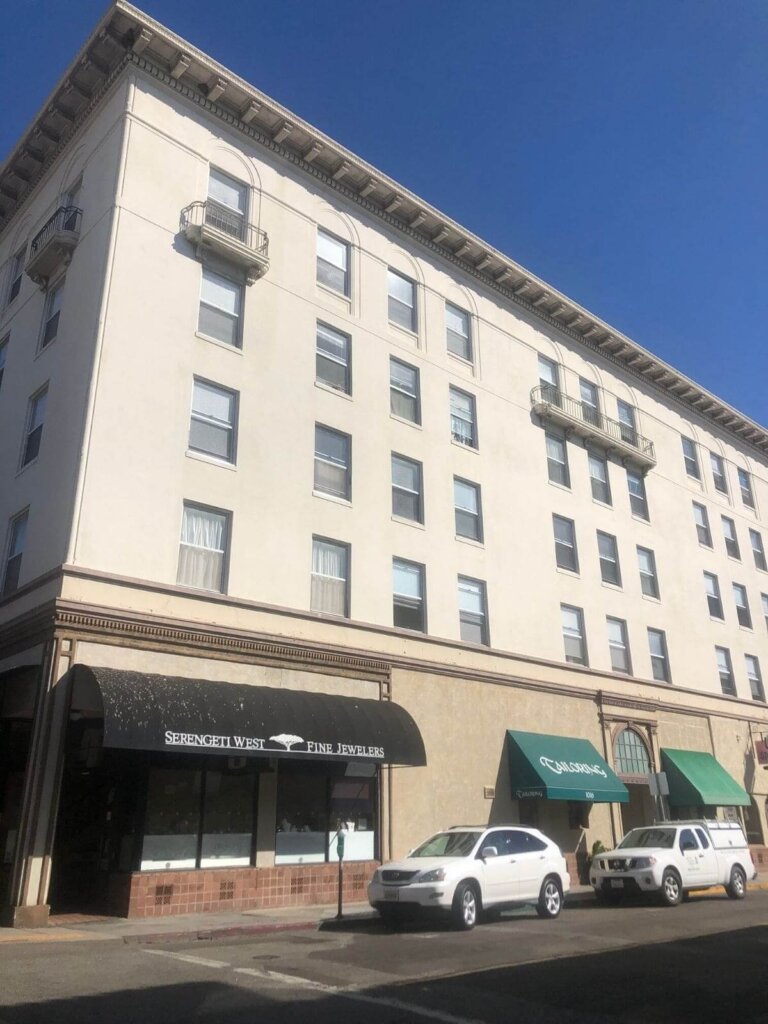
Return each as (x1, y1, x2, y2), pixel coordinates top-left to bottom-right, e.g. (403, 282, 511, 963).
(1, 3, 767, 709)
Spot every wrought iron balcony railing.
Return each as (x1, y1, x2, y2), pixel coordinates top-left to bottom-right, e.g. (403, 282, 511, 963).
(25, 205, 82, 286)
(30, 205, 82, 257)
(530, 385, 656, 467)
(181, 201, 269, 283)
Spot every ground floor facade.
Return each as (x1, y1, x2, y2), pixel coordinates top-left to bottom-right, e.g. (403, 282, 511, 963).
(2, 574, 768, 925)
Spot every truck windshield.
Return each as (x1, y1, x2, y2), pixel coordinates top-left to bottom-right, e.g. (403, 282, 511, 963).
(618, 828, 675, 849)
(410, 832, 479, 857)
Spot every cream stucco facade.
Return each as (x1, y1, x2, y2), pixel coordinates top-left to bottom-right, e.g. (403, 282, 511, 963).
(1, 3, 767, 925)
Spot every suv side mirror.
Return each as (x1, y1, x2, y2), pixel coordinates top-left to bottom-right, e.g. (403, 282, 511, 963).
(480, 845, 498, 859)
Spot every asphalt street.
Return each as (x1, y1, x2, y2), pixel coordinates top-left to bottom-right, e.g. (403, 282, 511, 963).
(2, 891, 768, 1024)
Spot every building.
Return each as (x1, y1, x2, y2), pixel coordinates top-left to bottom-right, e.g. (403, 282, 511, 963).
(1, 2, 767, 928)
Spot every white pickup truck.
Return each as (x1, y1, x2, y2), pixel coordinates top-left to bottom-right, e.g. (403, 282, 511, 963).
(590, 820, 756, 906)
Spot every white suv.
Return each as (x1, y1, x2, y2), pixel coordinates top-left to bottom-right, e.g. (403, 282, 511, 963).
(368, 825, 571, 930)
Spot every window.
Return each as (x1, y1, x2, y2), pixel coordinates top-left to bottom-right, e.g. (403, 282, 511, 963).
(176, 503, 229, 592)
(553, 515, 578, 572)
(681, 436, 700, 479)
(189, 379, 237, 462)
(614, 729, 651, 776)
(627, 469, 649, 520)
(446, 302, 472, 361)
(198, 268, 242, 347)
(693, 502, 712, 547)
(40, 279, 64, 348)
(387, 269, 416, 331)
(738, 468, 755, 509)
(579, 379, 600, 426)
(6, 248, 24, 305)
(710, 452, 728, 494)
(393, 558, 425, 631)
(454, 477, 483, 541)
(588, 451, 611, 504)
(597, 531, 621, 586)
(390, 357, 420, 423)
(458, 576, 488, 645)
(715, 646, 735, 696)
(316, 229, 349, 295)
(561, 605, 587, 665)
(538, 355, 560, 403)
(2, 510, 28, 596)
(704, 572, 724, 619)
(0, 335, 7, 392)
(63, 179, 82, 229)
(546, 433, 570, 487)
(311, 537, 349, 617)
(21, 386, 48, 467)
(745, 655, 765, 702)
(750, 529, 767, 571)
(391, 454, 423, 522)
(142, 763, 256, 871)
(449, 386, 477, 447)
(648, 628, 670, 682)
(314, 425, 351, 500)
(607, 617, 631, 674)
(617, 400, 637, 445)
(762, 593, 768, 631)
(733, 583, 752, 628)
(641, 538, 670, 600)
(207, 168, 247, 240)
(722, 517, 740, 559)
(316, 322, 351, 393)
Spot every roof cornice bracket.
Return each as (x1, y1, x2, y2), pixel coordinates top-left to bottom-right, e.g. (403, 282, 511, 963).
(131, 28, 153, 54)
(240, 100, 261, 124)
(409, 210, 426, 229)
(206, 78, 227, 103)
(385, 193, 404, 214)
(359, 177, 378, 198)
(332, 159, 351, 181)
(170, 53, 191, 80)
(432, 225, 451, 245)
(304, 141, 323, 164)
(454, 240, 473, 259)
(272, 120, 293, 144)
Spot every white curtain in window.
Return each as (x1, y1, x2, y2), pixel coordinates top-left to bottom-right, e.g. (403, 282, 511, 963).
(393, 560, 421, 599)
(458, 578, 483, 614)
(193, 380, 233, 423)
(208, 169, 247, 214)
(201, 269, 240, 315)
(311, 540, 347, 615)
(177, 506, 227, 591)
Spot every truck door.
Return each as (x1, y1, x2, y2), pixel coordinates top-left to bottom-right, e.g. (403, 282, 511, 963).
(693, 827, 720, 884)
(678, 827, 704, 884)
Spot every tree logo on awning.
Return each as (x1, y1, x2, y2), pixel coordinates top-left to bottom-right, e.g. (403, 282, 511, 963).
(270, 733, 305, 751)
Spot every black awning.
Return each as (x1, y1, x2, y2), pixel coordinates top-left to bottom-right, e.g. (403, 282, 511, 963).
(73, 665, 426, 766)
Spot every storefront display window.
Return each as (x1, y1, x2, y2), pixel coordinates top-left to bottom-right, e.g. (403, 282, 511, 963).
(275, 764, 377, 865)
(141, 762, 257, 870)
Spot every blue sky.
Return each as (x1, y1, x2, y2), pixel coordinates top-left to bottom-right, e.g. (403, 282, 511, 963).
(3, 0, 766, 423)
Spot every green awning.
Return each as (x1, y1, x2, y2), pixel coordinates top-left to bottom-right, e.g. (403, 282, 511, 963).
(507, 729, 629, 803)
(660, 749, 751, 807)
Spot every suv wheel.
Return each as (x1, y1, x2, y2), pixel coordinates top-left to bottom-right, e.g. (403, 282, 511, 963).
(536, 876, 563, 919)
(660, 869, 682, 907)
(725, 866, 746, 900)
(452, 882, 479, 931)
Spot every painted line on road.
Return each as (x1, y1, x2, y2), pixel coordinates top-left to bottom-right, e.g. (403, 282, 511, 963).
(144, 950, 230, 969)
(251, 967, 486, 1024)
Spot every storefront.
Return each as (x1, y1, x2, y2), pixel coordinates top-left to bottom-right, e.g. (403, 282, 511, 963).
(47, 665, 425, 916)
(660, 748, 751, 820)
(506, 729, 628, 873)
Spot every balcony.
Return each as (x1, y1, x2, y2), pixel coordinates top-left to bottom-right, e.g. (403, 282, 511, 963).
(531, 385, 657, 469)
(25, 206, 82, 287)
(181, 200, 269, 283)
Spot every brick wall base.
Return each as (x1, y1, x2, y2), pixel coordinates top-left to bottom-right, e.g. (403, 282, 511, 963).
(749, 844, 768, 871)
(110, 862, 379, 918)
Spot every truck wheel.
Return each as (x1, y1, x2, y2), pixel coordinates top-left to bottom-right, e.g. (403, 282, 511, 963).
(536, 876, 563, 918)
(452, 881, 479, 931)
(725, 866, 746, 900)
(660, 869, 682, 907)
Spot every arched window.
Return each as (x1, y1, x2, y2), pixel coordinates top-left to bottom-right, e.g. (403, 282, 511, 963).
(614, 728, 651, 777)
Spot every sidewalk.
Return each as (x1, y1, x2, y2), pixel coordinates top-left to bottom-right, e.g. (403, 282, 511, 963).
(1, 877, 766, 946)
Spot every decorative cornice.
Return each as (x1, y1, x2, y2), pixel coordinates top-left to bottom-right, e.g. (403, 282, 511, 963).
(1, 1, 766, 457)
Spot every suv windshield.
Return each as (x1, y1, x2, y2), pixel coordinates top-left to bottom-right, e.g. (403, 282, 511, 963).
(618, 828, 675, 849)
(410, 832, 480, 857)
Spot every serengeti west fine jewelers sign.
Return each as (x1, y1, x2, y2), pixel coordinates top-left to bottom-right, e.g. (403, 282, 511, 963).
(163, 730, 385, 760)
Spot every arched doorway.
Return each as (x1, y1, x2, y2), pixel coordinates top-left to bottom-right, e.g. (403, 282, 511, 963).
(613, 727, 656, 834)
